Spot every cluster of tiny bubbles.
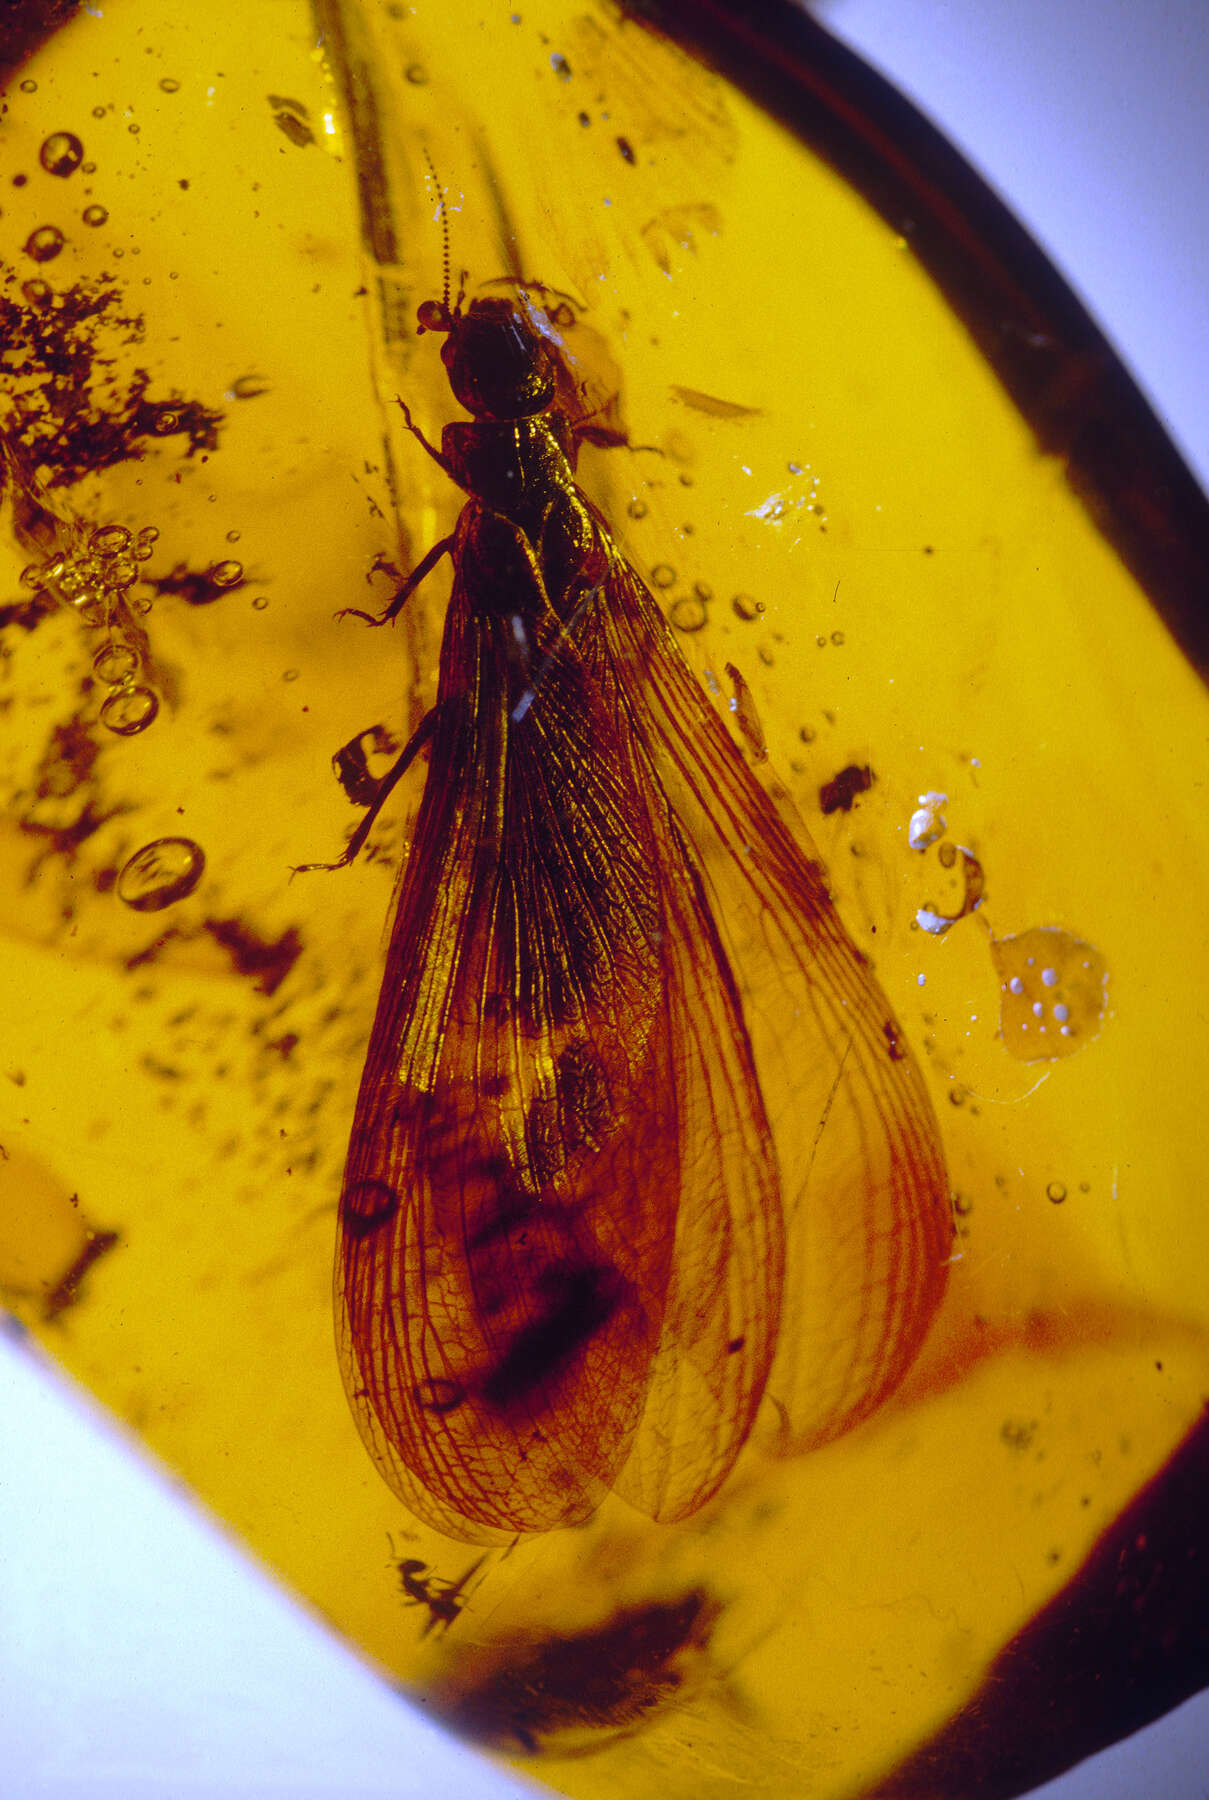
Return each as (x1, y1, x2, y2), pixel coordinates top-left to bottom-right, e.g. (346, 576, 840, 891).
(989, 926, 1109, 1063)
(20, 521, 162, 736)
(627, 497, 649, 521)
(116, 836, 206, 912)
(650, 563, 676, 590)
(1046, 1182, 1068, 1205)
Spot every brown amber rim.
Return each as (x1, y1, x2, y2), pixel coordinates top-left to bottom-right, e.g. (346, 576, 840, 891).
(629, 0, 1209, 680)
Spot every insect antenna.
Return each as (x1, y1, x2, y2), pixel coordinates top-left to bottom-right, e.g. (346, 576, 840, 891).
(420, 147, 467, 324)
(420, 147, 453, 315)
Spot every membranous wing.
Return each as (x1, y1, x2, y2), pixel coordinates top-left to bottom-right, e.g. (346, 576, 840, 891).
(598, 539, 952, 1462)
(337, 503, 784, 1541)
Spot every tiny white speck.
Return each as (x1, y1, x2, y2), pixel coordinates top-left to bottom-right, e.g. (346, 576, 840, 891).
(1054, 1003, 1070, 1023)
(1009, 976, 1024, 995)
(1041, 967, 1058, 986)
(1032, 1002, 1044, 1017)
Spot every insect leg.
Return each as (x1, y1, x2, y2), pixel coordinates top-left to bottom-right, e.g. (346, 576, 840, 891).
(337, 532, 455, 627)
(292, 706, 439, 874)
(395, 397, 455, 478)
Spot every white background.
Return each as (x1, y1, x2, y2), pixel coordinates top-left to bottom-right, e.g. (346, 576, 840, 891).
(3, 1, 1207, 1796)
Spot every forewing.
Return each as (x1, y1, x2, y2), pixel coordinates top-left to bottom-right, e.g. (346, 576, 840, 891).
(599, 550, 952, 1457)
(338, 572, 707, 1537)
(561, 578, 787, 1525)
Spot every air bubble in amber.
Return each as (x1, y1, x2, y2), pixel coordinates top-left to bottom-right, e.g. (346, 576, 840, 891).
(116, 837, 206, 911)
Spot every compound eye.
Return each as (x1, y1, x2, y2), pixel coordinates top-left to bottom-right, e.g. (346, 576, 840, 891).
(417, 299, 451, 334)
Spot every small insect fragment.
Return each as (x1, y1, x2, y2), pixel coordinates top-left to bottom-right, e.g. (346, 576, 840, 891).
(331, 725, 401, 808)
(389, 1543, 486, 1636)
(267, 95, 314, 148)
(724, 661, 768, 762)
(670, 384, 762, 421)
(819, 763, 873, 815)
(323, 267, 951, 1542)
(44, 1225, 119, 1320)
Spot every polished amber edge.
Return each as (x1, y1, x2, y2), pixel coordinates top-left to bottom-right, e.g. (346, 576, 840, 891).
(626, 0, 1209, 680)
(868, 1407, 1209, 1799)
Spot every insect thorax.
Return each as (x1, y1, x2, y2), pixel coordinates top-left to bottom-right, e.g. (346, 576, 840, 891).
(445, 418, 607, 626)
(441, 415, 573, 520)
